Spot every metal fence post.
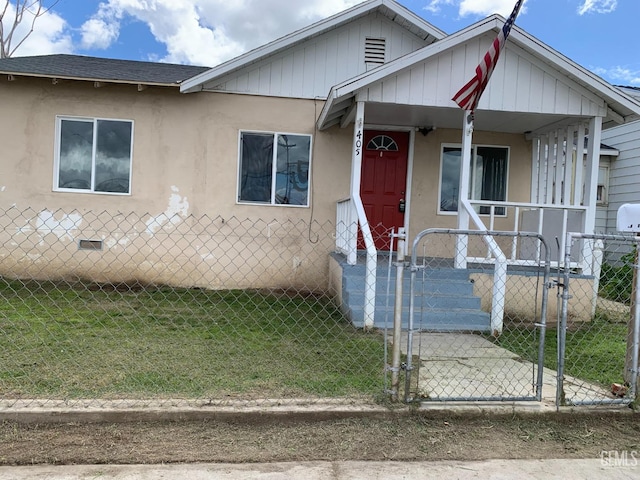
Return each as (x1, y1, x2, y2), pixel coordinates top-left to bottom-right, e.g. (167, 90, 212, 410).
(626, 247, 640, 400)
(557, 233, 573, 407)
(390, 228, 406, 401)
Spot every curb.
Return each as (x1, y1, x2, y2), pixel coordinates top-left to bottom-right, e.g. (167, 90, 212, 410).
(0, 398, 635, 424)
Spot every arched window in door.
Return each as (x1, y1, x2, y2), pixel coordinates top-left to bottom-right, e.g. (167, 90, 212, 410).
(366, 135, 398, 151)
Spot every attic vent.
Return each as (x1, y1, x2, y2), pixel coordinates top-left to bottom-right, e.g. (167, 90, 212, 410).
(365, 37, 386, 67)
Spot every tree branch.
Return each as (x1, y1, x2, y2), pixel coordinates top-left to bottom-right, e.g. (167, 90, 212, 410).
(1, 0, 61, 58)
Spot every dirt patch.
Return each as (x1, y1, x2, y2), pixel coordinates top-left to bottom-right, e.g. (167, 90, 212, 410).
(1, 412, 639, 465)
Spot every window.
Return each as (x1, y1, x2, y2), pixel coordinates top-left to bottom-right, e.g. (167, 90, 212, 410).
(596, 164, 609, 206)
(367, 134, 398, 151)
(238, 131, 311, 206)
(55, 116, 133, 194)
(439, 144, 509, 214)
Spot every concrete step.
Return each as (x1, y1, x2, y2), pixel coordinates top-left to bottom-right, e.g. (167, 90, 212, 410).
(341, 266, 489, 333)
(349, 307, 491, 332)
(344, 290, 482, 310)
(342, 275, 475, 296)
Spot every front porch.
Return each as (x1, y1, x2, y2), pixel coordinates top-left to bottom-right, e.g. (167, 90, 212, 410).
(329, 251, 491, 332)
(314, 14, 640, 332)
(330, 225, 599, 334)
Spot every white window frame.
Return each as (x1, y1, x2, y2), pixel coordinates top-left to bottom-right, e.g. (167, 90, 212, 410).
(596, 162, 610, 206)
(438, 143, 510, 216)
(53, 115, 134, 195)
(236, 130, 312, 207)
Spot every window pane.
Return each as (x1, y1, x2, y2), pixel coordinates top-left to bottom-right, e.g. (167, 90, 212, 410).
(275, 134, 310, 205)
(58, 119, 93, 190)
(239, 133, 274, 203)
(439, 147, 461, 212)
(95, 120, 132, 193)
(475, 147, 507, 214)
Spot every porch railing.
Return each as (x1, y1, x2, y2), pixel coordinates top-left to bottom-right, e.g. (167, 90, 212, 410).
(337, 198, 589, 268)
(336, 198, 357, 265)
(335, 197, 377, 329)
(464, 199, 588, 269)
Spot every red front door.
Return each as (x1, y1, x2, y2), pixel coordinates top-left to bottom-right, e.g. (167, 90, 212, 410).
(359, 130, 409, 251)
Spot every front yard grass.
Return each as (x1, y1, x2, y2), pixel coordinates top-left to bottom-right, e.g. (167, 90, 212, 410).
(496, 315, 628, 388)
(0, 280, 385, 400)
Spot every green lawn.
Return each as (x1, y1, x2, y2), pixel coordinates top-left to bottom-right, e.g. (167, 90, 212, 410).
(0, 280, 385, 400)
(496, 316, 628, 388)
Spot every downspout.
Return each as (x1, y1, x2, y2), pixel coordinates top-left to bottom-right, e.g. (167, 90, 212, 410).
(350, 101, 377, 329)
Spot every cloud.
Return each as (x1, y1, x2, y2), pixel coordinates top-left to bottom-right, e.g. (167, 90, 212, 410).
(577, 0, 617, 15)
(424, 0, 527, 18)
(78, 0, 362, 66)
(423, 0, 456, 14)
(80, 3, 121, 50)
(591, 66, 640, 86)
(1, 2, 72, 57)
(458, 0, 525, 17)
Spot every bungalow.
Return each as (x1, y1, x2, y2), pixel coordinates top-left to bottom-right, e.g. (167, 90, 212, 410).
(1, 0, 640, 331)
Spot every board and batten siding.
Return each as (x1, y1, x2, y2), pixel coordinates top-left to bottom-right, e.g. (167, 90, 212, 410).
(601, 120, 640, 232)
(361, 32, 607, 117)
(208, 11, 429, 99)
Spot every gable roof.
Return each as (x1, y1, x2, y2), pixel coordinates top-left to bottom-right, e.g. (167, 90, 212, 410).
(317, 14, 640, 132)
(180, 0, 446, 93)
(0, 54, 210, 87)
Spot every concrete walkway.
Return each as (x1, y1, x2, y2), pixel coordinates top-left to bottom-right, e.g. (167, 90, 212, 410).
(399, 332, 612, 407)
(1, 459, 639, 479)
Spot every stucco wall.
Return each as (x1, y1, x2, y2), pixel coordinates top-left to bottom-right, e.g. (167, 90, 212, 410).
(0, 78, 355, 290)
(0, 77, 535, 291)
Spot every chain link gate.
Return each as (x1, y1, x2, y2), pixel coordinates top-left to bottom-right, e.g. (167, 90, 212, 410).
(399, 229, 551, 403)
(559, 232, 640, 406)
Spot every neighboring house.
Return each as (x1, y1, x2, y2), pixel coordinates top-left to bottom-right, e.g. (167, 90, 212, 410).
(601, 86, 640, 235)
(2, 0, 640, 328)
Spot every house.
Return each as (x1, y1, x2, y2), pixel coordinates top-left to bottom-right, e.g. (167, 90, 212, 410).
(600, 87, 640, 235)
(1, 0, 640, 330)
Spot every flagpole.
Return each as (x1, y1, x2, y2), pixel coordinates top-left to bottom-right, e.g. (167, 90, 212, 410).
(451, 0, 524, 269)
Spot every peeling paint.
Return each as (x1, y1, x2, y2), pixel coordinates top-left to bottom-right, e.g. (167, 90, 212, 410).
(35, 210, 82, 241)
(104, 234, 131, 249)
(146, 186, 189, 235)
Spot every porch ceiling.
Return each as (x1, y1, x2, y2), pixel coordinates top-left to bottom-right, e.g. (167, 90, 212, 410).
(360, 102, 587, 135)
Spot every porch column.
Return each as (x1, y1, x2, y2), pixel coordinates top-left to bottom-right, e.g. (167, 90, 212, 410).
(350, 100, 377, 329)
(455, 112, 473, 269)
(583, 116, 602, 234)
(581, 116, 603, 276)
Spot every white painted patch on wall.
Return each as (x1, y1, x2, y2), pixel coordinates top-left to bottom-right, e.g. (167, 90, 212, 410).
(35, 210, 82, 241)
(146, 186, 190, 235)
(104, 235, 131, 249)
(0, 186, 6, 192)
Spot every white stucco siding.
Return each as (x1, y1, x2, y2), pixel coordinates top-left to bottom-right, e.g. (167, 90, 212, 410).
(602, 120, 640, 232)
(209, 12, 429, 99)
(360, 33, 607, 117)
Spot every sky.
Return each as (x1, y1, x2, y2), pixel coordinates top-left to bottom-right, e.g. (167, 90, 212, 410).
(2, 0, 639, 86)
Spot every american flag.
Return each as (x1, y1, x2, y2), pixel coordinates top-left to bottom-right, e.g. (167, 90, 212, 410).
(451, 0, 524, 112)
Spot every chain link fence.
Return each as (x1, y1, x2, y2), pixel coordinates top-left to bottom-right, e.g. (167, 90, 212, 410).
(1, 205, 637, 410)
(560, 233, 640, 406)
(401, 229, 551, 403)
(0, 206, 387, 408)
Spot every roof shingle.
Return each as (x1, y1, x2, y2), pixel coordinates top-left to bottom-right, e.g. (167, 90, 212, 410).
(0, 54, 210, 85)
